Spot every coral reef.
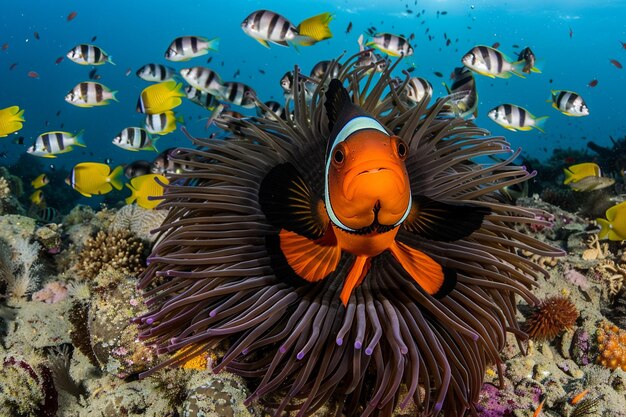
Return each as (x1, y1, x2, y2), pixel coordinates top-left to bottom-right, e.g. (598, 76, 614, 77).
(32, 281, 68, 304)
(524, 296, 579, 341)
(76, 229, 146, 280)
(109, 204, 168, 244)
(0, 355, 58, 417)
(88, 269, 156, 378)
(0, 235, 42, 299)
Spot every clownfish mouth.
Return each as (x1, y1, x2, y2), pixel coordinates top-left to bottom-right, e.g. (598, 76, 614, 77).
(337, 201, 399, 235)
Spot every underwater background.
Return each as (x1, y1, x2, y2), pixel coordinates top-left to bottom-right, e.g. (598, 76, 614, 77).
(2, 1, 626, 417)
(1, 0, 625, 190)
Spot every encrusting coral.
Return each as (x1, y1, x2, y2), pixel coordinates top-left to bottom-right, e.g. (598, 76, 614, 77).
(596, 321, 626, 371)
(76, 229, 146, 280)
(524, 295, 579, 341)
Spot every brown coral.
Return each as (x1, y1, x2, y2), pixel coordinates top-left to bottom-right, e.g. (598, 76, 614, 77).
(596, 321, 626, 371)
(76, 229, 146, 279)
(524, 296, 579, 341)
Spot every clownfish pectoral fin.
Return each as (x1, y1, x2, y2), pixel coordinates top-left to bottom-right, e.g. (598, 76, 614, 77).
(268, 228, 340, 283)
(389, 241, 456, 297)
(259, 162, 329, 240)
(403, 195, 491, 242)
(340, 255, 371, 306)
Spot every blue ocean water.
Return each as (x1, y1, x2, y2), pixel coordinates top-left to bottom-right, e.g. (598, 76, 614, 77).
(1, 0, 625, 206)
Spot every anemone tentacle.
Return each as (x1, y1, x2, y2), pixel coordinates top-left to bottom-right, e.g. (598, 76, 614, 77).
(137, 54, 564, 416)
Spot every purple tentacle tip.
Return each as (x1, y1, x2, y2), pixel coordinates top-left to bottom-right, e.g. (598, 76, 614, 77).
(146, 317, 154, 325)
(434, 401, 443, 413)
(209, 310, 217, 317)
(279, 345, 287, 354)
(336, 338, 343, 346)
(354, 341, 362, 349)
(365, 347, 373, 355)
(296, 351, 305, 360)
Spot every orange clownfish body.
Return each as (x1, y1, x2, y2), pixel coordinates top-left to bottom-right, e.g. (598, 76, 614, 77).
(260, 79, 489, 305)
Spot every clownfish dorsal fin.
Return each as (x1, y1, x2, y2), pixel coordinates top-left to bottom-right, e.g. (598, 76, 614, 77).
(324, 79, 352, 133)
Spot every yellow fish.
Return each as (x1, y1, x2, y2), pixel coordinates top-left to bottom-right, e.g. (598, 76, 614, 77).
(563, 162, 601, 184)
(296, 12, 334, 46)
(136, 80, 185, 114)
(30, 189, 44, 205)
(66, 162, 124, 197)
(31, 173, 49, 189)
(598, 201, 626, 241)
(125, 174, 169, 209)
(0, 106, 25, 137)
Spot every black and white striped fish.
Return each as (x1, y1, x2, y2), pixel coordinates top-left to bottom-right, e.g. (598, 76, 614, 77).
(366, 33, 413, 57)
(180, 67, 225, 97)
(65, 82, 118, 107)
(280, 71, 315, 102)
(220, 82, 256, 108)
(444, 66, 478, 118)
(185, 86, 219, 110)
(36, 206, 60, 223)
(550, 90, 589, 117)
(66, 44, 114, 65)
(355, 34, 388, 73)
(310, 60, 341, 81)
(462, 45, 524, 79)
(257, 100, 288, 121)
(488, 104, 548, 132)
(404, 77, 432, 105)
(517, 47, 540, 74)
(241, 10, 298, 48)
(145, 111, 183, 135)
(136, 63, 177, 82)
(27, 130, 86, 158)
(165, 36, 219, 62)
(112, 127, 158, 152)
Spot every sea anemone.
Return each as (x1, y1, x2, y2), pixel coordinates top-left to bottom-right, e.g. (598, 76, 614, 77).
(136, 54, 562, 416)
(524, 295, 579, 341)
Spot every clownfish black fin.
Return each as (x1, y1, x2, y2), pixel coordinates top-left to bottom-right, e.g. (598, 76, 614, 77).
(259, 162, 328, 239)
(260, 162, 339, 284)
(404, 195, 490, 241)
(389, 241, 456, 297)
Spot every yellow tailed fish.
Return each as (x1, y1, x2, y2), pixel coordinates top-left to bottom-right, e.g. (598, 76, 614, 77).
(66, 162, 124, 197)
(597, 201, 626, 241)
(0, 106, 25, 137)
(563, 162, 600, 184)
(125, 174, 169, 209)
(136, 80, 185, 114)
(31, 174, 49, 189)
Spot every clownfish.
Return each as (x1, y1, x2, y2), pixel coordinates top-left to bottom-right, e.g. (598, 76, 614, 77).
(259, 79, 490, 305)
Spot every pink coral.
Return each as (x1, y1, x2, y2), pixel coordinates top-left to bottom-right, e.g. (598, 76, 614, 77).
(564, 267, 590, 291)
(31, 281, 68, 304)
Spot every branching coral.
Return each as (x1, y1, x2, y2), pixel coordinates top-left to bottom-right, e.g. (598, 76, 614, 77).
(596, 259, 626, 297)
(76, 229, 146, 280)
(582, 233, 608, 261)
(524, 296, 579, 341)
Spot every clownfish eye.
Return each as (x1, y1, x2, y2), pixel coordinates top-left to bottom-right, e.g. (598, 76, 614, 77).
(333, 148, 344, 164)
(396, 138, 408, 160)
